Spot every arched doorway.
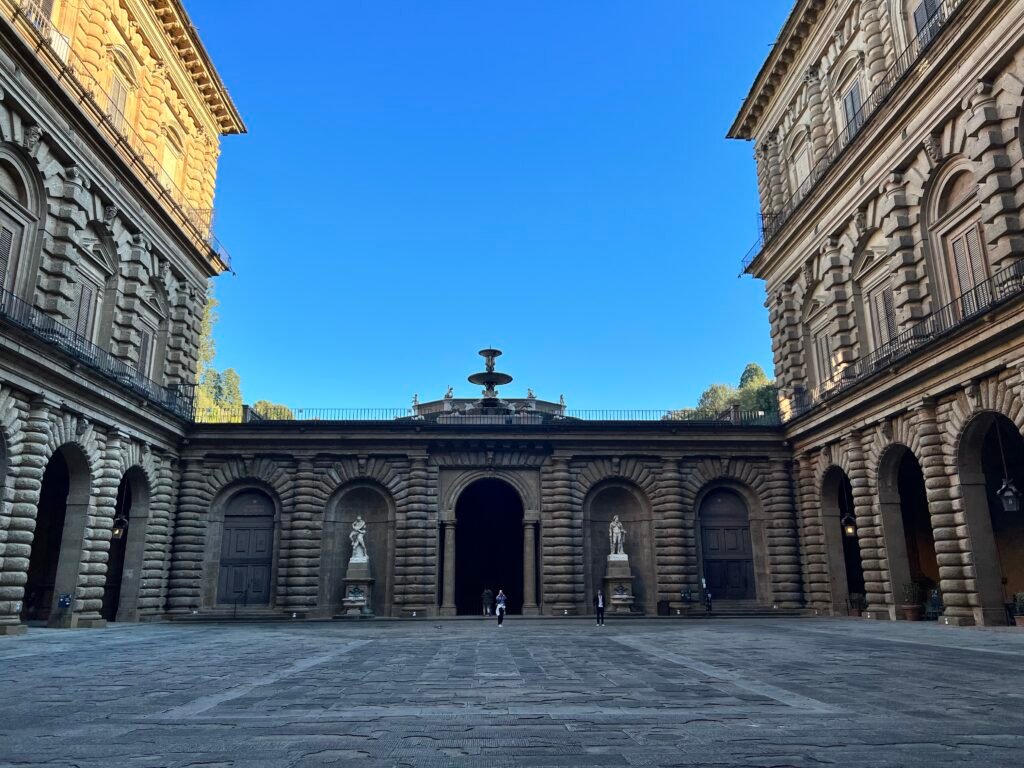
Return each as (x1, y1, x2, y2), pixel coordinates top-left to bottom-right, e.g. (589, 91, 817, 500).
(320, 484, 394, 617)
(100, 468, 149, 622)
(22, 445, 91, 625)
(699, 489, 756, 601)
(878, 446, 939, 615)
(821, 467, 865, 614)
(957, 412, 1024, 625)
(216, 490, 275, 606)
(584, 483, 656, 613)
(454, 478, 523, 614)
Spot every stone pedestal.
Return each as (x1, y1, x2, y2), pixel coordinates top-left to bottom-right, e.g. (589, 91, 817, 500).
(603, 554, 635, 614)
(340, 557, 374, 618)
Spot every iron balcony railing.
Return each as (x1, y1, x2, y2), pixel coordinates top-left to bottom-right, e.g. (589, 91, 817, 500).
(787, 258, 1024, 420)
(193, 405, 781, 426)
(741, 0, 965, 273)
(0, 286, 195, 419)
(5, 0, 231, 271)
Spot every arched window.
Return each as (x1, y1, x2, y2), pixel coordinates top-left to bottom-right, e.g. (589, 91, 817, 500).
(926, 160, 989, 314)
(0, 150, 41, 300)
(831, 54, 866, 145)
(786, 128, 813, 199)
(72, 235, 116, 345)
(107, 47, 138, 134)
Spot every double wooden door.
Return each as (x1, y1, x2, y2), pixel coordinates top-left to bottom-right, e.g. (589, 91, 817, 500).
(700, 489, 756, 601)
(217, 492, 274, 605)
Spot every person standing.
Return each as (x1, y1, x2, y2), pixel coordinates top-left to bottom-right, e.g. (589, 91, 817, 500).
(495, 589, 507, 627)
(482, 587, 494, 616)
(593, 590, 606, 627)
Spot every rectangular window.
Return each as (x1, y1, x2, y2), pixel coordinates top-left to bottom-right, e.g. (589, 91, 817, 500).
(73, 281, 98, 341)
(138, 327, 154, 377)
(868, 282, 897, 350)
(0, 226, 12, 291)
(914, 0, 944, 46)
(947, 222, 990, 315)
(813, 329, 833, 386)
(161, 142, 181, 190)
(793, 146, 812, 196)
(843, 82, 864, 142)
(108, 78, 128, 133)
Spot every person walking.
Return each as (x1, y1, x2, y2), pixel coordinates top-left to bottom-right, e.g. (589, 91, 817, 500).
(593, 589, 606, 627)
(495, 589, 507, 627)
(482, 587, 494, 616)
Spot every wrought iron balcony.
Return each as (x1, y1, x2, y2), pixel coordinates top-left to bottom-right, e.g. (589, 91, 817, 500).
(5, 0, 231, 272)
(741, 0, 965, 274)
(0, 286, 195, 420)
(785, 258, 1024, 420)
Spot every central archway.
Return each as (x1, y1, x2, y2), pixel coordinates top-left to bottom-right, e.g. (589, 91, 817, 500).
(454, 478, 524, 615)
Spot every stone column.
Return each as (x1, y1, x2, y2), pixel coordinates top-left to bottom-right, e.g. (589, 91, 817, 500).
(522, 520, 538, 615)
(881, 173, 926, 327)
(541, 458, 576, 614)
(847, 431, 889, 619)
(965, 81, 1023, 274)
(913, 399, 974, 625)
(653, 458, 686, 609)
(440, 520, 456, 616)
(765, 459, 803, 609)
(765, 130, 787, 213)
(861, 0, 888, 89)
(281, 459, 318, 615)
(396, 457, 436, 616)
(137, 454, 176, 619)
(0, 394, 48, 635)
(167, 460, 206, 614)
(822, 238, 856, 376)
(795, 453, 830, 612)
(805, 67, 828, 165)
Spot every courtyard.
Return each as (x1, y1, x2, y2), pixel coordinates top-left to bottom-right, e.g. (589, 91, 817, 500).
(1, 619, 1023, 767)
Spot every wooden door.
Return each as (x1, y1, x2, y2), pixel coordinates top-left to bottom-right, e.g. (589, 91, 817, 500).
(217, 491, 274, 605)
(700, 489, 756, 600)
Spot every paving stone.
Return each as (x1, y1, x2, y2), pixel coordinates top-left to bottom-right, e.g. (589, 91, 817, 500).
(1, 618, 1023, 767)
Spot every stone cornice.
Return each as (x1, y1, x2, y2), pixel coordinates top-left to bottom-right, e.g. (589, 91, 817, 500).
(727, 0, 827, 140)
(148, 0, 246, 135)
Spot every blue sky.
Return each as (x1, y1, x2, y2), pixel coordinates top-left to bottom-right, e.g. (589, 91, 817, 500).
(183, 1, 791, 410)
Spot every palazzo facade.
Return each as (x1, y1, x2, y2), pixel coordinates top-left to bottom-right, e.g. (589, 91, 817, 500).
(731, 0, 1024, 626)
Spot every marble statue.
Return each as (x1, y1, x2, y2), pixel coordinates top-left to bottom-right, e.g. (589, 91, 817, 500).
(350, 515, 368, 561)
(609, 515, 626, 556)
(444, 386, 454, 399)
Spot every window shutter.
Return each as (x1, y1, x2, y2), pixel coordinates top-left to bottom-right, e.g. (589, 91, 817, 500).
(843, 83, 863, 139)
(964, 225, 987, 284)
(109, 79, 127, 131)
(882, 287, 897, 342)
(814, 332, 832, 384)
(138, 328, 152, 376)
(39, 0, 55, 15)
(950, 234, 972, 295)
(0, 226, 12, 290)
(74, 283, 95, 339)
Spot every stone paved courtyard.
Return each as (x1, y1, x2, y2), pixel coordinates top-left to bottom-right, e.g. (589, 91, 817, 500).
(2, 618, 1024, 767)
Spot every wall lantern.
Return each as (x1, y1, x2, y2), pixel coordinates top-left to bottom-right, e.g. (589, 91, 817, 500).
(995, 420, 1022, 513)
(111, 514, 129, 540)
(841, 513, 857, 538)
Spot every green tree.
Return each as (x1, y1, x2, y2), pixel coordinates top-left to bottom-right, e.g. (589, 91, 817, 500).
(193, 284, 243, 422)
(252, 400, 294, 420)
(696, 383, 738, 416)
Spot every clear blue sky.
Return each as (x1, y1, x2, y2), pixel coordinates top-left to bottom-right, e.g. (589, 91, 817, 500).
(183, 1, 791, 410)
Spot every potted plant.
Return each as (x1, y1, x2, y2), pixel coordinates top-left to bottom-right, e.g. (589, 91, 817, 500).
(1014, 593, 1024, 627)
(900, 582, 923, 621)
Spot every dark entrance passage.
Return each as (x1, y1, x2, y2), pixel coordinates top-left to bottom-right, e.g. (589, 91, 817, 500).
(101, 474, 133, 622)
(22, 445, 91, 624)
(699, 489, 756, 600)
(897, 451, 939, 591)
(821, 467, 865, 613)
(217, 490, 275, 606)
(454, 479, 523, 615)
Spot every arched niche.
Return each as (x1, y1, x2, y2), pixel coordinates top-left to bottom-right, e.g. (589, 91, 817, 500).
(202, 484, 280, 609)
(956, 412, 1024, 625)
(696, 487, 758, 602)
(101, 466, 151, 622)
(583, 481, 656, 614)
(22, 443, 92, 625)
(320, 482, 395, 617)
(877, 444, 938, 616)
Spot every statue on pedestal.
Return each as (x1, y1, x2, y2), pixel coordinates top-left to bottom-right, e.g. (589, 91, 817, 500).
(350, 515, 368, 561)
(609, 515, 626, 556)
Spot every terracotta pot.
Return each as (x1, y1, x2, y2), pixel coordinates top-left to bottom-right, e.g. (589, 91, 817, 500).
(1014, 615, 1024, 627)
(901, 604, 923, 621)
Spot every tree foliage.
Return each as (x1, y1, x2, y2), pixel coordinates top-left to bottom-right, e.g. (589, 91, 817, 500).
(666, 363, 777, 420)
(252, 400, 295, 420)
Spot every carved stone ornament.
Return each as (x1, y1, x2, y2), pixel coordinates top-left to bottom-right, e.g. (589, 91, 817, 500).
(23, 125, 42, 152)
(880, 418, 893, 442)
(854, 208, 867, 235)
(102, 205, 118, 226)
(965, 381, 981, 410)
(923, 134, 942, 164)
(804, 66, 820, 86)
(802, 259, 816, 288)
